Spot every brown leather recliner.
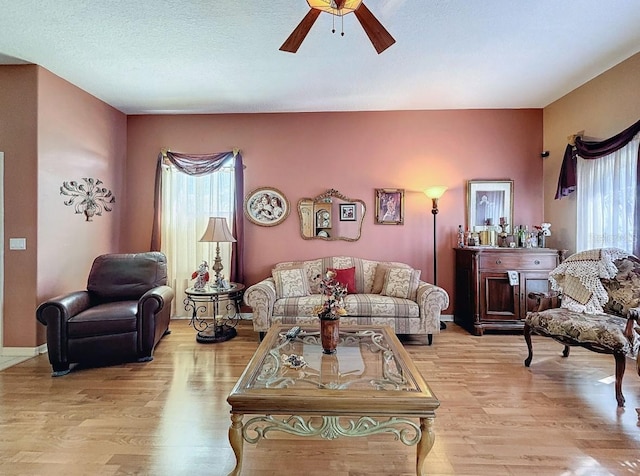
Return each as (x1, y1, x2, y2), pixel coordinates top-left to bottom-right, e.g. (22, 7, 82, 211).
(36, 252, 175, 376)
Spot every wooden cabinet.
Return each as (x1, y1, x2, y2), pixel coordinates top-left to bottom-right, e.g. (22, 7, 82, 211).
(299, 201, 314, 238)
(454, 247, 564, 335)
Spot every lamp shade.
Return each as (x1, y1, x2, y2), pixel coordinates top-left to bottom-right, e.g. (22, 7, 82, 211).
(199, 217, 236, 243)
(424, 186, 448, 200)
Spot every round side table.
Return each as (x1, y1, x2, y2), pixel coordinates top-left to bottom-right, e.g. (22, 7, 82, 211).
(184, 283, 245, 343)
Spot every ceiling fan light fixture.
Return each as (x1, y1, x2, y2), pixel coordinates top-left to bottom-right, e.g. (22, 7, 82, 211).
(307, 0, 363, 16)
(281, 0, 394, 54)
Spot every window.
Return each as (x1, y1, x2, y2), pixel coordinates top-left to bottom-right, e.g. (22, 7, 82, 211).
(576, 135, 639, 252)
(161, 163, 235, 316)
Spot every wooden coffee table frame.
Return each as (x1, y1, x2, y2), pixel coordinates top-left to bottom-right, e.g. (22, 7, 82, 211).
(226, 325, 440, 475)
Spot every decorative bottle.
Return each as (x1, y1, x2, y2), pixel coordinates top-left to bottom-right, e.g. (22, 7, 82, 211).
(457, 225, 465, 248)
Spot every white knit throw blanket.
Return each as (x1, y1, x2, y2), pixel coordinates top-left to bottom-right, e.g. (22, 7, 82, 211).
(549, 248, 629, 314)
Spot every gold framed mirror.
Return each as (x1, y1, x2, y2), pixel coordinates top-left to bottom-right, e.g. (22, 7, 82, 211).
(298, 189, 366, 241)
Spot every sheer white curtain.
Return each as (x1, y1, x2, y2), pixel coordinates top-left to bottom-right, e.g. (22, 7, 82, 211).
(161, 163, 235, 316)
(576, 134, 639, 252)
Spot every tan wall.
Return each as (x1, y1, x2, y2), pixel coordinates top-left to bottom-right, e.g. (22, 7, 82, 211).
(0, 65, 39, 347)
(125, 109, 544, 308)
(543, 52, 640, 254)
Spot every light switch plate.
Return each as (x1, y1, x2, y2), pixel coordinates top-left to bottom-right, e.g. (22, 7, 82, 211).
(9, 238, 26, 250)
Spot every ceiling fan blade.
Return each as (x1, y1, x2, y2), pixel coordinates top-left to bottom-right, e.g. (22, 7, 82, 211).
(280, 8, 322, 53)
(353, 3, 396, 54)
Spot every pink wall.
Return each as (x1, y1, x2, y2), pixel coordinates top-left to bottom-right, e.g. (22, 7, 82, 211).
(0, 65, 126, 347)
(37, 67, 127, 338)
(126, 109, 544, 310)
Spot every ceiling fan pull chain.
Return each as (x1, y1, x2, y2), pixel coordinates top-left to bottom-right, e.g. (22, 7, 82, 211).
(332, 13, 336, 34)
(341, 14, 345, 36)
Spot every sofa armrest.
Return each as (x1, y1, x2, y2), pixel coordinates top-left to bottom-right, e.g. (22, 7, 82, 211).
(138, 285, 175, 317)
(138, 285, 175, 354)
(416, 281, 450, 334)
(36, 290, 92, 326)
(35, 291, 92, 370)
(244, 278, 277, 332)
(528, 291, 561, 312)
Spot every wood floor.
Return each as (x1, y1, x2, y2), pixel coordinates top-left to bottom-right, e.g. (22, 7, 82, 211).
(2, 320, 640, 476)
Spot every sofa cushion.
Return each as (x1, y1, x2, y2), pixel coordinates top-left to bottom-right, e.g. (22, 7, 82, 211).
(272, 267, 311, 299)
(272, 294, 420, 319)
(549, 248, 629, 314)
(68, 301, 138, 338)
(381, 267, 421, 300)
(601, 255, 640, 318)
(88, 252, 168, 302)
(371, 262, 413, 294)
(525, 307, 633, 354)
(372, 264, 390, 294)
(328, 266, 356, 294)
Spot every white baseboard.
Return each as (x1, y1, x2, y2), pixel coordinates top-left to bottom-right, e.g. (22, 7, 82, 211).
(2, 343, 47, 357)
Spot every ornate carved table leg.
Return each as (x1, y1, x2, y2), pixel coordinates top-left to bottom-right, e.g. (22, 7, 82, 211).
(416, 417, 435, 476)
(614, 352, 626, 407)
(227, 413, 244, 476)
(523, 323, 533, 367)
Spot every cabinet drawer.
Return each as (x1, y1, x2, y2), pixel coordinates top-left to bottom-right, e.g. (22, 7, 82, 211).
(479, 253, 557, 270)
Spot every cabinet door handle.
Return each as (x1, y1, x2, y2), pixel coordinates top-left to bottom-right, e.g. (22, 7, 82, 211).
(496, 259, 502, 264)
(534, 260, 540, 265)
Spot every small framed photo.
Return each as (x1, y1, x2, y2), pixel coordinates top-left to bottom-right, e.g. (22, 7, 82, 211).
(467, 180, 513, 231)
(244, 187, 290, 227)
(375, 189, 404, 225)
(339, 203, 357, 221)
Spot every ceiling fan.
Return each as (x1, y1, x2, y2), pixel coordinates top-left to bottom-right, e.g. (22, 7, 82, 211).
(280, 0, 396, 54)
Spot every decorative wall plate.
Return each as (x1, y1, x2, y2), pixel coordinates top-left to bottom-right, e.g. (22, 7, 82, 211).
(244, 187, 290, 226)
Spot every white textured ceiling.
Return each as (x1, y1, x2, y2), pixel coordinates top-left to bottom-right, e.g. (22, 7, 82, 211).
(0, 0, 639, 114)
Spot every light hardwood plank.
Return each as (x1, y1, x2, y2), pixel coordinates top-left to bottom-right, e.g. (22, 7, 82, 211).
(0, 321, 639, 475)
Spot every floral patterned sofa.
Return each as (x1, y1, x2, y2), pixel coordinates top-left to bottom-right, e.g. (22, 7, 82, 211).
(244, 256, 450, 344)
(524, 248, 640, 407)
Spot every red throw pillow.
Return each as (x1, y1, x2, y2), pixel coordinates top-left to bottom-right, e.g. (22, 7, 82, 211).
(328, 267, 357, 294)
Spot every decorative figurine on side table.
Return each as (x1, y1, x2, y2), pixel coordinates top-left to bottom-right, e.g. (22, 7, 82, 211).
(191, 261, 210, 291)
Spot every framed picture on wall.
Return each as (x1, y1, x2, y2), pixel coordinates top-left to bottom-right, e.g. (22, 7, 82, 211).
(244, 187, 290, 226)
(467, 180, 513, 231)
(375, 189, 404, 225)
(339, 203, 357, 221)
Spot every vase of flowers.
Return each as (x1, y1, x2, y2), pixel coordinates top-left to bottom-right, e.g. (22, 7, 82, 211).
(314, 270, 347, 354)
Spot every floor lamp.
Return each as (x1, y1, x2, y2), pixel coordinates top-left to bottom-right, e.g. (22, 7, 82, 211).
(424, 186, 448, 330)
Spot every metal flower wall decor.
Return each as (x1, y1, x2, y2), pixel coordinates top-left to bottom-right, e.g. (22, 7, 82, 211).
(60, 178, 116, 221)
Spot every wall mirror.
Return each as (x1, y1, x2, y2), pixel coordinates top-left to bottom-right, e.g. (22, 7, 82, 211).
(298, 189, 366, 241)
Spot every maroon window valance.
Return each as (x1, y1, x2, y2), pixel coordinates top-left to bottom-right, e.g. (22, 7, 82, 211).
(555, 118, 640, 199)
(150, 149, 244, 283)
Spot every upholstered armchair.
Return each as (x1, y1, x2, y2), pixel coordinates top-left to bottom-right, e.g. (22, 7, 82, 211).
(524, 248, 640, 407)
(36, 252, 175, 376)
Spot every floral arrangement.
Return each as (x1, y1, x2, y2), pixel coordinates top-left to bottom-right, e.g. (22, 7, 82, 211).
(313, 270, 347, 320)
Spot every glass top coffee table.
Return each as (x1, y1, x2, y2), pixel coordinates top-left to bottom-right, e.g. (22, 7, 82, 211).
(226, 325, 440, 476)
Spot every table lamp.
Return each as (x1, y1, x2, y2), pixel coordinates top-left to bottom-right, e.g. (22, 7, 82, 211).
(199, 217, 236, 288)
